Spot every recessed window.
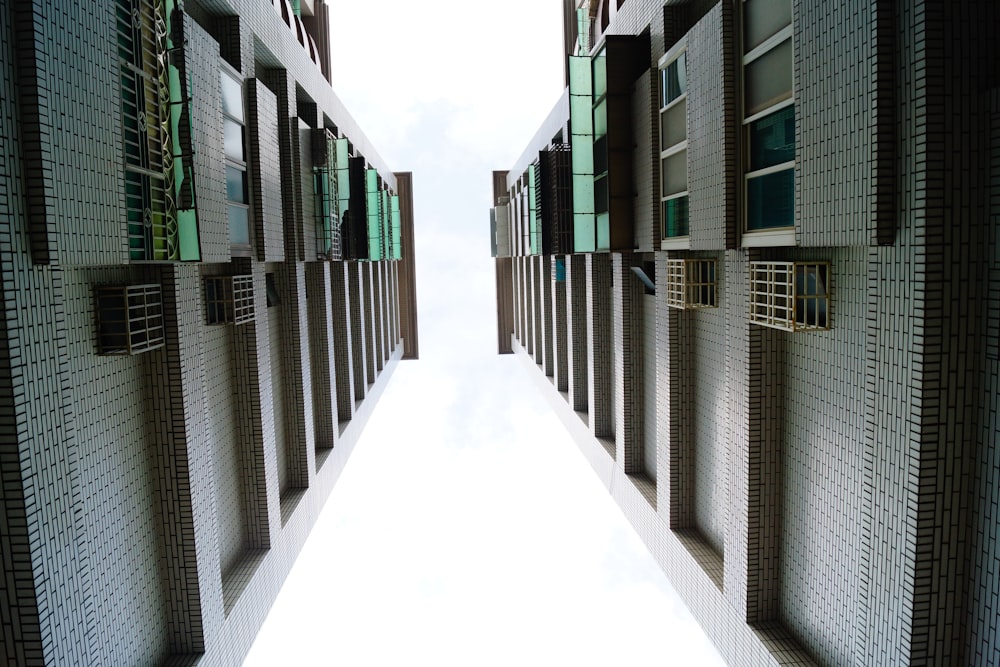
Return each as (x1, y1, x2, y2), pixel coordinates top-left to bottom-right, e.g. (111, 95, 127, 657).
(222, 69, 251, 254)
(742, 0, 794, 234)
(749, 261, 830, 331)
(659, 50, 688, 240)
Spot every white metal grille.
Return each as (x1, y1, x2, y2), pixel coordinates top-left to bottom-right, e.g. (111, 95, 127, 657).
(749, 261, 830, 331)
(95, 284, 165, 355)
(664, 258, 717, 309)
(205, 275, 255, 326)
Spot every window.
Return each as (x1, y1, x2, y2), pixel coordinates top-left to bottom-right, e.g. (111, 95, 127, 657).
(749, 261, 830, 331)
(742, 0, 794, 234)
(222, 69, 251, 255)
(95, 284, 165, 355)
(659, 49, 688, 242)
(664, 258, 717, 309)
(205, 275, 255, 325)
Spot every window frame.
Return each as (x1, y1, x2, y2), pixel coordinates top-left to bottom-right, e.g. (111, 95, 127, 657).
(740, 1, 795, 245)
(658, 42, 690, 249)
(221, 64, 253, 257)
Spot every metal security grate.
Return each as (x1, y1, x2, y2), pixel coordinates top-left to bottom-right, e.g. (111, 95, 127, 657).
(95, 284, 165, 355)
(749, 261, 830, 331)
(205, 275, 255, 326)
(542, 144, 573, 255)
(664, 258, 717, 309)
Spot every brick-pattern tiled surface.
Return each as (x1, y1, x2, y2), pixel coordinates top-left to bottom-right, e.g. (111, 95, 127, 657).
(347, 261, 368, 401)
(499, 3, 1000, 666)
(585, 253, 613, 438)
(566, 255, 588, 414)
(687, 4, 734, 251)
(362, 262, 377, 386)
(632, 71, 657, 253)
(540, 255, 553, 376)
(330, 261, 356, 423)
(0, 2, 413, 665)
(612, 253, 644, 474)
(187, 18, 229, 263)
(794, 0, 877, 247)
(640, 293, 658, 482)
(248, 79, 286, 262)
(305, 262, 338, 452)
(552, 261, 568, 392)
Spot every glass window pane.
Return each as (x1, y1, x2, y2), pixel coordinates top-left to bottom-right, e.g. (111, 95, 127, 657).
(596, 211, 610, 251)
(594, 135, 608, 175)
(226, 165, 246, 203)
(744, 0, 792, 53)
(744, 38, 792, 117)
(746, 168, 794, 230)
(595, 175, 609, 213)
(221, 72, 244, 122)
(662, 54, 686, 106)
(662, 150, 687, 196)
(224, 118, 245, 162)
(749, 105, 795, 171)
(662, 195, 689, 238)
(660, 98, 686, 150)
(592, 48, 607, 99)
(594, 99, 607, 138)
(228, 204, 250, 245)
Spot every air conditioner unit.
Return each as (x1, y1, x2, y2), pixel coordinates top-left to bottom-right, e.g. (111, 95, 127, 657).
(663, 258, 717, 309)
(95, 284, 165, 355)
(205, 275, 255, 326)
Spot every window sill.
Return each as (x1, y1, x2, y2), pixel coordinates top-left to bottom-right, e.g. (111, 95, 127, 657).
(742, 228, 795, 248)
(660, 236, 690, 251)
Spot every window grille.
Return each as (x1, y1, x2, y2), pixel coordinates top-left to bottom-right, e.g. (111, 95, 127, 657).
(95, 284, 165, 355)
(664, 258, 717, 309)
(749, 261, 830, 331)
(205, 275, 255, 325)
(541, 144, 573, 255)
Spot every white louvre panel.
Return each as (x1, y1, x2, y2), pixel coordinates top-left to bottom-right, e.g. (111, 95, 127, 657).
(95, 284, 165, 355)
(749, 261, 831, 331)
(664, 258, 717, 310)
(205, 275, 255, 326)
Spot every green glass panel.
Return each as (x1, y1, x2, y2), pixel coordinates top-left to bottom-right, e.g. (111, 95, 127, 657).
(569, 55, 593, 97)
(574, 213, 596, 253)
(365, 169, 382, 261)
(662, 196, 689, 237)
(570, 95, 593, 135)
(528, 163, 538, 255)
(749, 105, 795, 171)
(747, 168, 794, 230)
(391, 195, 401, 259)
(576, 8, 590, 54)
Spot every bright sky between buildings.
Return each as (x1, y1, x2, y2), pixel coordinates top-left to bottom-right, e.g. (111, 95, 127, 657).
(243, 2, 726, 664)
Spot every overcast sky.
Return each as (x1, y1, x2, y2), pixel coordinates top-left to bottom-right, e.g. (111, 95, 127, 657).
(243, 2, 725, 664)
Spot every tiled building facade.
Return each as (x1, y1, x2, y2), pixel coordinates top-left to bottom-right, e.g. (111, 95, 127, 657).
(1, 1, 418, 665)
(492, 1, 999, 665)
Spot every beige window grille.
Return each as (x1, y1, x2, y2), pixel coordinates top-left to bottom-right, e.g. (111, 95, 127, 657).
(749, 261, 830, 331)
(664, 258, 717, 309)
(95, 284, 165, 355)
(205, 275, 255, 325)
